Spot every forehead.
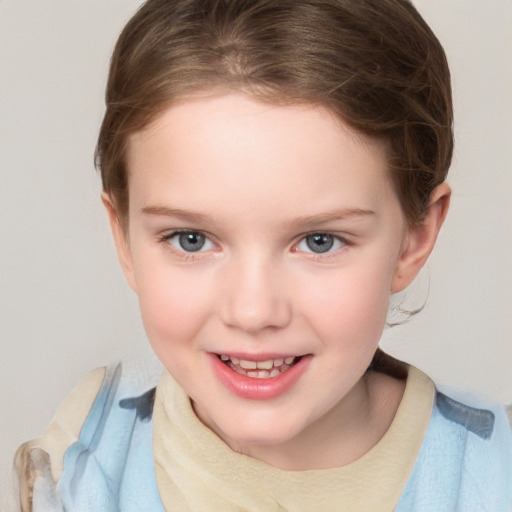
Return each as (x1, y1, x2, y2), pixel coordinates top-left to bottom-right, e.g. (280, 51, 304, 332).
(129, 92, 381, 161)
(125, 93, 397, 221)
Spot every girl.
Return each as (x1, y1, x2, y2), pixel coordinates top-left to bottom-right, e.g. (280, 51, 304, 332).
(11, 0, 512, 510)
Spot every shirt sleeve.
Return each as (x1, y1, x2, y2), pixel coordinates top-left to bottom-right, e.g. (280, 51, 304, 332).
(13, 367, 106, 512)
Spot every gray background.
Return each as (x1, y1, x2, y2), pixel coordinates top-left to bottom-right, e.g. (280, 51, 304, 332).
(1, 0, 511, 505)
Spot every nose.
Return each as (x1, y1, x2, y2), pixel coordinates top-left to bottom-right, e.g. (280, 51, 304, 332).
(219, 255, 292, 335)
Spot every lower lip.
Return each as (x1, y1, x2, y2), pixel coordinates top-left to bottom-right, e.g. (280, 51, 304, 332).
(210, 353, 311, 400)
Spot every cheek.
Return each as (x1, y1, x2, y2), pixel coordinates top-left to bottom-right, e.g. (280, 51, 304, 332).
(297, 263, 393, 347)
(132, 257, 215, 352)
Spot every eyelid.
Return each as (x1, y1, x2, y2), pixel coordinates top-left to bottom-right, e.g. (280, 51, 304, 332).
(159, 229, 217, 257)
(294, 232, 350, 255)
(160, 228, 213, 242)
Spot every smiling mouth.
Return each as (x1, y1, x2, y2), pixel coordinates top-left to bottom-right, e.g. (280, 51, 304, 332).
(217, 354, 302, 379)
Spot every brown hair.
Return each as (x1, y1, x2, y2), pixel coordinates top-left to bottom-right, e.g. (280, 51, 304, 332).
(96, 0, 453, 228)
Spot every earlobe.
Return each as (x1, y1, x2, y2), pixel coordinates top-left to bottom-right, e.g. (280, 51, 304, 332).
(391, 182, 451, 293)
(101, 193, 138, 293)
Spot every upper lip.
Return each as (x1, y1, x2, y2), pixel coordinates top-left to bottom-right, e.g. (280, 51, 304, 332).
(213, 352, 306, 361)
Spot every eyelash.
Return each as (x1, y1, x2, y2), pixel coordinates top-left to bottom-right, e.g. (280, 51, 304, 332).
(158, 230, 215, 261)
(294, 232, 351, 260)
(158, 230, 351, 260)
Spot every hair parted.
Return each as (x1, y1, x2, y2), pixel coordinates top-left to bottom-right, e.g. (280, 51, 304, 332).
(95, 0, 453, 228)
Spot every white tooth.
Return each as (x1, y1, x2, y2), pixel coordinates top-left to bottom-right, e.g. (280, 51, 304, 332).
(273, 358, 284, 366)
(256, 359, 273, 370)
(257, 370, 270, 378)
(284, 357, 295, 365)
(235, 367, 246, 375)
(231, 357, 240, 364)
(246, 370, 259, 378)
(220, 355, 229, 361)
(281, 364, 290, 372)
(240, 359, 257, 370)
(269, 369, 281, 378)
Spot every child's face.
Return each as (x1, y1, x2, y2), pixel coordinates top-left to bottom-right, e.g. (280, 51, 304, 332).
(115, 93, 411, 454)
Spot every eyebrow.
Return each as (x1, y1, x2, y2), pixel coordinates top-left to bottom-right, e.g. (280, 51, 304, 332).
(141, 205, 375, 229)
(287, 208, 375, 230)
(142, 205, 213, 224)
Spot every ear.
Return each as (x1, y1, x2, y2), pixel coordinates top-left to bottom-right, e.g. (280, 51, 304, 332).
(101, 193, 138, 293)
(391, 182, 451, 293)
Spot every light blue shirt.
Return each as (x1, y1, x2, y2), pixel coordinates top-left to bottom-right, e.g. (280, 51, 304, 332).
(33, 363, 512, 511)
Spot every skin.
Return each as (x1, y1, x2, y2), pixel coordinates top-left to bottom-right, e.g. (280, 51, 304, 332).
(104, 93, 450, 471)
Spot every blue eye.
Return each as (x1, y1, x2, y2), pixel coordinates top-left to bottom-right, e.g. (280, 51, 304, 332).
(297, 233, 345, 254)
(168, 231, 214, 252)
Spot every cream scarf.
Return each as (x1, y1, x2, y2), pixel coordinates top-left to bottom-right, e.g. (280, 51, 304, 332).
(152, 366, 434, 512)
